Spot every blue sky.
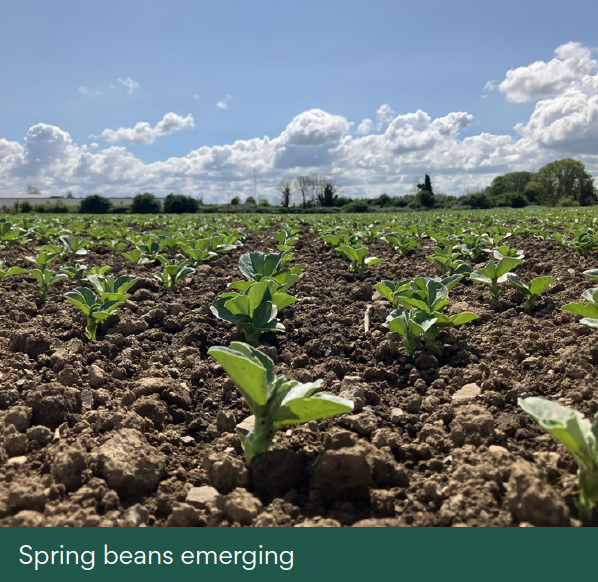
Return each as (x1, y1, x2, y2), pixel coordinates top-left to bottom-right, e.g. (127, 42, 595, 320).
(1, 0, 597, 201)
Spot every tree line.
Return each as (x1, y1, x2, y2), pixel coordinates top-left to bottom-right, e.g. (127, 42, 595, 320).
(13, 158, 596, 214)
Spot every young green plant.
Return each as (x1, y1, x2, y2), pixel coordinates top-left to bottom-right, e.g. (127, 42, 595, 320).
(519, 396, 598, 524)
(336, 244, 384, 278)
(208, 342, 353, 463)
(211, 280, 296, 345)
(469, 257, 523, 300)
(154, 257, 195, 293)
(506, 274, 554, 313)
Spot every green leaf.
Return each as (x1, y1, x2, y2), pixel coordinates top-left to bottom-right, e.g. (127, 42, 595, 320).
(469, 270, 492, 285)
(506, 273, 529, 295)
(496, 257, 523, 278)
(271, 292, 297, 310)
(580, 318, 598, 329)
(529, 276, 554, 296)
(208, 345, 269, 416)
(518, 397, 597, 469)
(583, 269, 598, 281)
(562, 302, 598, 318)
(275, 392, 354, 425)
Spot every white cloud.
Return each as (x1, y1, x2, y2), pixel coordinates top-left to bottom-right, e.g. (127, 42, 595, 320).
(484, 80, 496, 91)
(2, 43, 598, 202)
(516, 72, 598, 151)
(499, 41, 597, 102)
(376, 103, 395, 130)
(216, 94, 232, 109)
(357, 119, 372, 135)
(78, 86, 89, 95)
(118, 77, 141, 95)
(98, 112, 194, 144)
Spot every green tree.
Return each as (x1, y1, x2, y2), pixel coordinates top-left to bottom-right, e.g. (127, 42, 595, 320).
(417, 189, 435, 209)
(80, 194, 112, 214)
(131, 192, 161, 213)
(245, 196, 256, 205)
(486, 172, 532, 199)
(417, 174, 434, 195)
(536, 159, 596, 206)
(230, 196, 240, 206)
(163, 193, 198, 213)
(317, 181, 340, 207)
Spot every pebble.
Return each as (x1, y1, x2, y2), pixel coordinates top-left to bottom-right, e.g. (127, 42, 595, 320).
(452, 383, 481, 403)
(186, 486, 219, 509)
(125, 503, 150, 527)
(390, 408, 404, 424)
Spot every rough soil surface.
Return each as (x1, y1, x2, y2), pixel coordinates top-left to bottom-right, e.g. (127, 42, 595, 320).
(0, 223, 597, 527)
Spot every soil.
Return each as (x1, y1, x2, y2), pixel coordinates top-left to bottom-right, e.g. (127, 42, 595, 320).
(0, 222, 597, 527)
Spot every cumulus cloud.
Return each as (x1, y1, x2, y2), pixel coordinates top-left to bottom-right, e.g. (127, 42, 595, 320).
(2, 43, 598, 201)
(499, 41, 597, 102)
(98, 112, 194, 144)
(216, 94, 232, 109)
(516, 72, 598, 151)
(118, 77, 141, 95)
(357, 119, 373, 135)
(376, 104, 395, 130)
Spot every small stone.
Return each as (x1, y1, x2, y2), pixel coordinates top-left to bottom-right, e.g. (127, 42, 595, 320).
(88, 364, 106, 387)
(93, 429, 166, 497)
(390, 408, 404, 424)
(341, 412, 377, 435)
(236, 416, 255, 436)
(186, 486, 219, 509)
(125, 503, 150, 527)
(6, 456, 27, 467)
(522, 357, 540, 368)
(167, 503, 201, 527)
(181, 436, 195, 445)
(217, 488, 262, 525)
(452, 383, 481, 403)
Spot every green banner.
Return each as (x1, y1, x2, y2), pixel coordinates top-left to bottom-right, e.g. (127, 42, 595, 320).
(0, 528, 592, 581)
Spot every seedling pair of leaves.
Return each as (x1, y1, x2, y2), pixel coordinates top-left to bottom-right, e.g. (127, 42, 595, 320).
(65, 275, 138, 340)
(211, 280, 296, 345)
(469, 256, 523, 300)
(426, 246, 472, 276)
(336, 244, 384, 278)
(506, 274, 554, 313)
(382, 232, 419, 256)
(519, 396, 598, 524)
(208, 342, 353, 463)
(229, 251, 304, 293)
(154, 257, 195, 293)
(380, 277, 477, 353)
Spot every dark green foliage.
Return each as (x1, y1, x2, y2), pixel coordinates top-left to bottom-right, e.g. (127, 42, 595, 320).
(537, 159, 596, 206)
(230, 196, 240, 206)
(80, 194, 112, 214)
(343, 200, 370, 213)
(244, 196, 256, 205)
(456, 191, 492, 209)
(163, 193, 199, 213)
(131, 193, 161, 214)
(417, 189, 435, 209)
